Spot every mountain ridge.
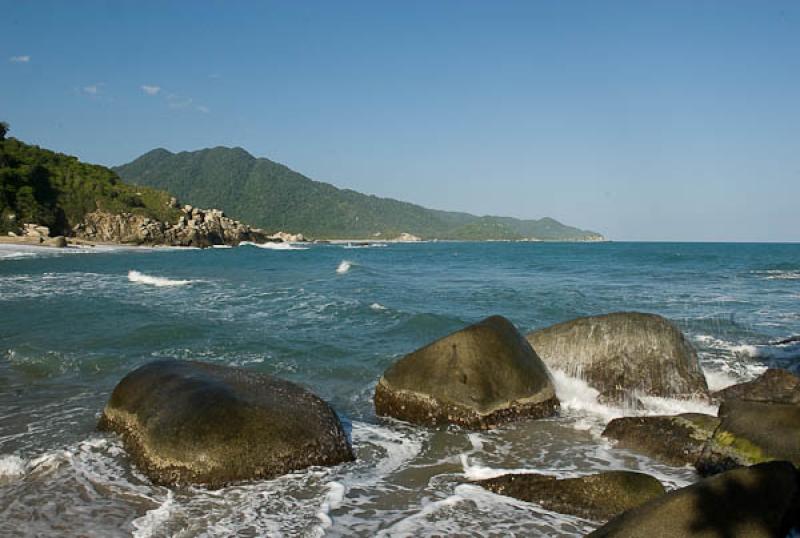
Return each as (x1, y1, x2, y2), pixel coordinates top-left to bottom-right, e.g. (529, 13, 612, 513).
(115, 146, 605, 241)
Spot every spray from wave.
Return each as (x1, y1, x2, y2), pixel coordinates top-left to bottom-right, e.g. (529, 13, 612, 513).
(128, 270, 193, 287)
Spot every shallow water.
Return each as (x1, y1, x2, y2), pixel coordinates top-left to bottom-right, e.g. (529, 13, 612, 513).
(0, 241, 798, 536)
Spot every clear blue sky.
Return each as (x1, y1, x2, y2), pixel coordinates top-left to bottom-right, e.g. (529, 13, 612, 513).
(2, 1, 798, 241)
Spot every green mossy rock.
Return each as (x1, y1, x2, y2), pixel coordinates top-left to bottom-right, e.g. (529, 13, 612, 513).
(603, 413, 720, 467)
(478, 470, 665, 522)
(374, 315, 559, 429)
(99, 360, 354, 487)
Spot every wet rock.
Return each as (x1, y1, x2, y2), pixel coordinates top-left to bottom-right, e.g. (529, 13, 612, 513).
(588, 461, 800, 537)
(45, 235, 67, 248)
(714, 369, 800, 405)
(98, 360, 354, 487)
(478, 471, 665, 522)
(527, 312, 709, 403)
(603, 413, 720, 467)
(374, 315, 559, 429)
(696, 399, 800, 475)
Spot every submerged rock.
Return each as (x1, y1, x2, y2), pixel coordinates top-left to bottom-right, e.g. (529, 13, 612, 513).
(477, 471, 665, 522)
(603, 413, 720, 467)
(714, 368, 800, 405)
(98, 360, 354, 487)
(696, 399, 800, 475)
(374, 315, 559, 429)
(588, 461, 800, 537)
(527, 312, 709, 403)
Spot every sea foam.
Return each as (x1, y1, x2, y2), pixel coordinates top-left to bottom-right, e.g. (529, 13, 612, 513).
(336, 260, 352, 274)
(128, 270, 193, 287)
(239, 241, 309, 250)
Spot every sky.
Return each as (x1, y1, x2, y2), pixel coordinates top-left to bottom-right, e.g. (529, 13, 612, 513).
(2, 1, 799, 241)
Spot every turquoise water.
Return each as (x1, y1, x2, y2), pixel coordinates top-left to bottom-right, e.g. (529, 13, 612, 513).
(0, 241, 798, 536)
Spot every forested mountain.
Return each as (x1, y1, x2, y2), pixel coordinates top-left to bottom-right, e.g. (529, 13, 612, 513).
(116, 146, 604, 241)
(0, 126, 178, 235)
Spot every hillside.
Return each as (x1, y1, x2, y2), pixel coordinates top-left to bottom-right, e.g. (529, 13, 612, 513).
(0, 130, 179, 235)
(115, 147, 604, 241)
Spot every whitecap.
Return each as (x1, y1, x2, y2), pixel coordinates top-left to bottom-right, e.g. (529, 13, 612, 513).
(369, 302, 387, 311)
(239, 241, 309, 251)
(336, 260, 352, 274)
(313, 481, 346, 534)
(128, 270, 193, 287)
(0, 454, 26, 480)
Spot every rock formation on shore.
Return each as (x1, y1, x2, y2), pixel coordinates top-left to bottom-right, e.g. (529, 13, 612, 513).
(74, 203, 273, 248)
(374, 315, 559, 429)
(527, 312, 709, 403)
(98, 360, 354, 487)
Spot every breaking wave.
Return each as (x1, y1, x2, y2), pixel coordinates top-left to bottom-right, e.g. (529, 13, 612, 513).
(128, 270, 194, 287)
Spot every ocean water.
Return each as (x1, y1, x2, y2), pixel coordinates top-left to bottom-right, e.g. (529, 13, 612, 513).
(0, 241, 798, 537)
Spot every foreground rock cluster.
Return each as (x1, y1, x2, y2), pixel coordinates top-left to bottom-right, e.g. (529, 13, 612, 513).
(98, 311, 800, 536)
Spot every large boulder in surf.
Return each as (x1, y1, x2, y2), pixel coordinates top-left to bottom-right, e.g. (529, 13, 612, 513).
(527, 312, 709, 403)
(696, 399, 800, 475)
(98, 360, 354, 487)
(714, 368, 800, 406)
(603, 413, 720, 467)
(477, 470, 665, 522)
(588, 461, 800, 538)
(374, 315, 559, 429)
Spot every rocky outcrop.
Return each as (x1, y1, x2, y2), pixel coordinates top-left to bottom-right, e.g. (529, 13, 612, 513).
(98, 360, 354, 487)
(374, 315, 559, 429)
(714, 368, 800, 405)
(268, 231, 307, 243)
(527, 312, 709, 403)
(588, 461, 800, 537)
(603, 414, 720, 467)
(696, 399, 800, 475)
(395, 232, 422, 242)
(74, 205, 271, 248)
(477, 471, 665, 522)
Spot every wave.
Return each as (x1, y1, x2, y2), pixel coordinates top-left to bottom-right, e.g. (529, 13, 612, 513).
(342, 242, 388, 249)
(128, 270, 194, 287)
(239, 241, 309, 251)
(336, 260, 353, 274)
(752, 269, 800, 281)
(369, 302, 387, 311)
(131, 491, 174, 538)
(550, 369, 718, 432)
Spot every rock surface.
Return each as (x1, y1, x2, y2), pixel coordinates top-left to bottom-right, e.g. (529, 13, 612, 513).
(477, 471, 665, 522)
(697, 399, 800, 475)
(714, 368, 800, 405)
(98, 360, 354, 487)
(374, 315, 559, 429)
(588, 461, 800, 537)
(527, 312, 709, 403)
(74, 206, 272, 247)
(603, 413, 720, 467)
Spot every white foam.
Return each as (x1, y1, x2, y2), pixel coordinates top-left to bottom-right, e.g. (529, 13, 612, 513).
(343, 242, 388, 249)
(703, 368, 740, 391)
(369, 302, 387, 311)
(128, 270, 193, 287)
(350, 421, 426, 478)
(313, 481, 346, 533)
(211, 244, 232, 249)
(336, 260, 352, 274)
(753, 269, 800, 280)
(0, 455, 26, 479)
(461, 454, 571, 481)
(239, 241, 309, 250)
(131, 490, 174, 538)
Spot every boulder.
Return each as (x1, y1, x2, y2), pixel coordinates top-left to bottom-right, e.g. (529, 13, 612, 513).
(374, 316, 559, 429)
(477, 471, 665, 522)
(696, 399, 800, 475)
(527, 312, 709, 403)
(588, 461, 800, 537)
(603, 413, 720, 467)
(45, 236, 67, 248)
(98, 360, 354, 487)
(714, 368, 800, 405)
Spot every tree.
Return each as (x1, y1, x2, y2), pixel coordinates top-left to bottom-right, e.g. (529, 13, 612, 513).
(0, 122, 8, 141)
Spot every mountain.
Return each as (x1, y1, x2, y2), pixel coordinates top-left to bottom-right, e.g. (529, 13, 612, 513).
(0, 134, 179, 235)
(115, 147, 604, 241)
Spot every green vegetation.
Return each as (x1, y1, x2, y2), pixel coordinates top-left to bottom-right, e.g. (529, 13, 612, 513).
(0, 126, 180, 235)
(116, 146, 604, 241)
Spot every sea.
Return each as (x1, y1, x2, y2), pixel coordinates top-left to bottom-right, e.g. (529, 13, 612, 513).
(0, 240, 798, 537)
